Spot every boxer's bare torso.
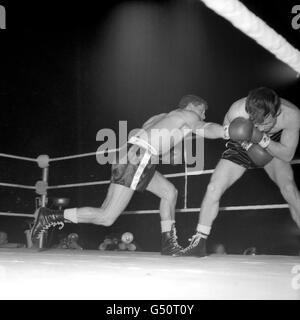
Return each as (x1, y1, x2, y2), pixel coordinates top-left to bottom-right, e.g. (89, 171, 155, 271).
(136, 109, 204, 155)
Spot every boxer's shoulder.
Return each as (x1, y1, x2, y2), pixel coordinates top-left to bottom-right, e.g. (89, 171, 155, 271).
(230, 97, 246, 109)
(169, 108, 199, 122)
(280, 101, 300, 129)
(226, 98, 248, 121)
(142, 113, 167, 128)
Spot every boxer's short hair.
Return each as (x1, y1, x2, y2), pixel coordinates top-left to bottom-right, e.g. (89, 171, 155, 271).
(179, 94, 208, 110)
(246, 87, 280, 123)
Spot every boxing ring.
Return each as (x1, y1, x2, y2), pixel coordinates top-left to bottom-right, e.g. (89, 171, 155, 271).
(1, 0, 300, 300)
(0, 248, 299, 300)
(0, 149, 299, 300)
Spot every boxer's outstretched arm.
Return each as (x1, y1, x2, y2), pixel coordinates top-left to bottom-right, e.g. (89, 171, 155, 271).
(192, 121, 225, 139)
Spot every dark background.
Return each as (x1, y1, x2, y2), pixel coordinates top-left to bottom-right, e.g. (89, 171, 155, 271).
(0, 0, 299, 254)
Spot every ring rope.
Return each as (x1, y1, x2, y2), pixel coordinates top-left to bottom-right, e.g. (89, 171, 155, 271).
(0, 151, 298, 219)
(0, 153, 37, 162)
(200, 0, 300, 74)
(46, 135, 197, 163)
(1, 143, 298, 167)
(47, 180, 111, 190)
(1, 161, 299, 190)
(0, 212, 34, 218)
(124, 204, 290, 215)
(0, 182, 36, 190)
(46, 171, 212, 190)
(49, 148, 120, 163)
(46, 159, 300, 190)
(0, 204, 290, 219)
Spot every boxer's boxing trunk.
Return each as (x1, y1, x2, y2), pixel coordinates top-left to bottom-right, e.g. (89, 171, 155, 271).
(222, 130, 282, 169)
(111, 137, 158, 192)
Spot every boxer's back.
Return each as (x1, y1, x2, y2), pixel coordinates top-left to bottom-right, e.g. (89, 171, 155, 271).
(138, 109, 198, 154)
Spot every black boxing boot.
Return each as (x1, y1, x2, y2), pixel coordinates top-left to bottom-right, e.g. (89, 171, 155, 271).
(161, 224, 183, 255)
(174, 232, 207, 257)
(31, 207, 65, 243)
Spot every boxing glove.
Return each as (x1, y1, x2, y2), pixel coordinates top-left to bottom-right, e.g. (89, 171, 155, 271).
(250, 127, 271, 149)
(241, 142, 273, 167)
(224, 117, 254, 142)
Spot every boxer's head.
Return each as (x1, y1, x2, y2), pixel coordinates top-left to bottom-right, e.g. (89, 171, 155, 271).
(0, 231, 8, 245)
(246, 87, 281, 132)
(179, 94, 208, 120)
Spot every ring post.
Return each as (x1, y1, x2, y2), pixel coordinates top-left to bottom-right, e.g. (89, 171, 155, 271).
(36, 155, 50, 249)
(36, 155, 50, 208)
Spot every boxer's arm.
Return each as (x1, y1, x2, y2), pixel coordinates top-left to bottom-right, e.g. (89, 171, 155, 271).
(192, 121, 225, 139)
(266, 125, 300, 162)
(175, 110, 220, 137)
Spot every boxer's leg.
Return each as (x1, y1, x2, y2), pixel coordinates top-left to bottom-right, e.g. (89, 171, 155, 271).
(100, 182, 115, 209)
(264, 158, 300, 229)
(146, 171, 182, 254)
(75, 183, 135, 226)
(146, 171, 178, 223)
(176, 159, 246, 257)
(199, 159, 246, 229)
(32, 182, 135, 241)
(31, 147, 150, 241)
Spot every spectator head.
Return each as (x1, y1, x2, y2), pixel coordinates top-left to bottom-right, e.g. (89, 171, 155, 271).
(0, 231, 8, 245)
(212, 243, 227, 254)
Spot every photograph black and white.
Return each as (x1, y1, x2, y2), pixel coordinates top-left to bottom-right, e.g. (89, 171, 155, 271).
(0, 0, 299, 302)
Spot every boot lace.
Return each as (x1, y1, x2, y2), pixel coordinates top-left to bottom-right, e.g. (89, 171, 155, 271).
(180, 233, 201, 254)
(37, 220, 64, 239)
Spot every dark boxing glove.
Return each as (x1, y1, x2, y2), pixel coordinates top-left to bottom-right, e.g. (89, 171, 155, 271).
(224, 117, 254, 142)
(250, 127, 271, 149)
(241, 142, 273, 167)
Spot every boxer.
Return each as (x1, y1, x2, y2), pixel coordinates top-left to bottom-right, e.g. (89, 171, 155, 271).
(177, 87, 300, 257)
(31, 95, 224, 255)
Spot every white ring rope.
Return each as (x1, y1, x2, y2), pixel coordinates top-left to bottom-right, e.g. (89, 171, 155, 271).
(46, 172, 201, 189)
(0, 204, 290, 219)
(46, 135, 196, 163)
(124, 204, 289, 215)
(49, 148, 120, 163)
(0, 153, 36, 162)
(0, 157, 299, 190)
(0, 212, 34, 218)
(200, 0, 300, 74)
(0, 182, 35, 190)
(0, 152, 298, 218)
(46, 160, 300, 190)
(47, 180, 111, 190)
